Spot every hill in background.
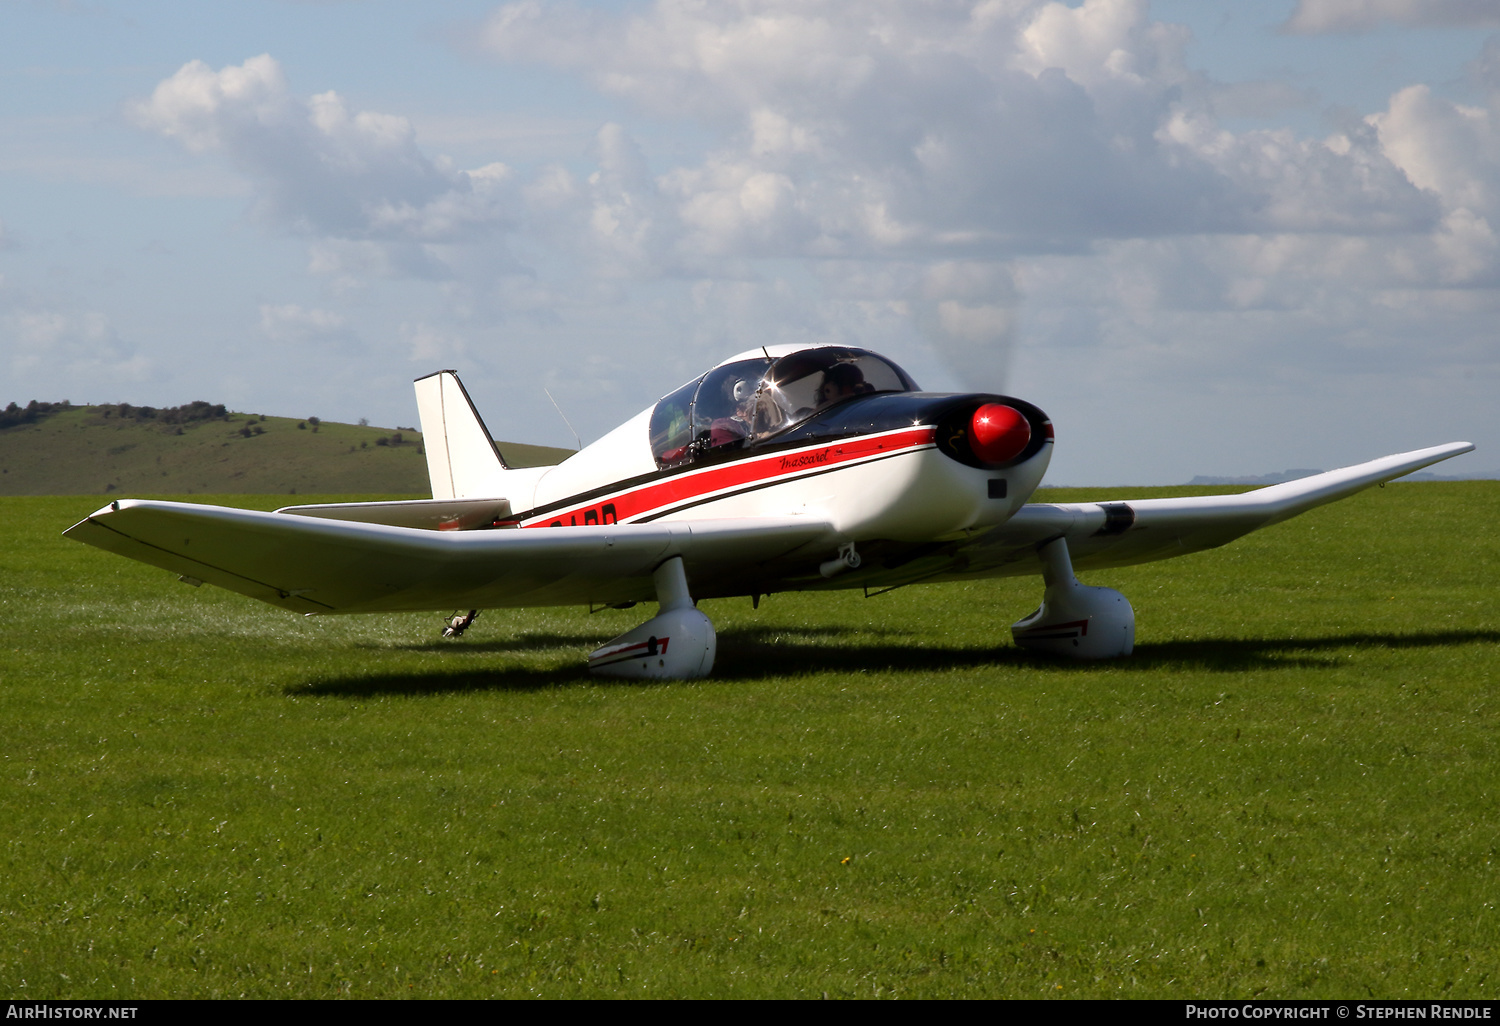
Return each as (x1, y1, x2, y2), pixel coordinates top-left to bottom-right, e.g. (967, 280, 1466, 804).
(0, 401, 573, 496)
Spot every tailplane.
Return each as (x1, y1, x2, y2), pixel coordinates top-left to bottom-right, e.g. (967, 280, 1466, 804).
(413, 371, 508, 499)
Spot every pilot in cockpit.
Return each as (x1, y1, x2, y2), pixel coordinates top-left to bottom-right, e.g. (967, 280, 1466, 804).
(811, 362, 874, 411)
(649, 347, 921, 469)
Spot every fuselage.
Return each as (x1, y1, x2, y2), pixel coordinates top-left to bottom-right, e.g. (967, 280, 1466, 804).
(496, 346, 1055, 549)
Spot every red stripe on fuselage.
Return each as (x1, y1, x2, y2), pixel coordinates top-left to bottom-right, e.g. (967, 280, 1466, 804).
(522, 427, 937, 528)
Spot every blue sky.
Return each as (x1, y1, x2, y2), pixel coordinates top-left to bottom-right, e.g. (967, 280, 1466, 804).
(3, 0, 1497, 483)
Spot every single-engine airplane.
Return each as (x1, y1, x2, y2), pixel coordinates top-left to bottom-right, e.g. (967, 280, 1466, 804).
(65, 345, 1473, 679)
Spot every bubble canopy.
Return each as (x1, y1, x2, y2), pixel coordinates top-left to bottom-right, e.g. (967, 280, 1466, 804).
(648, 346, 921, 469)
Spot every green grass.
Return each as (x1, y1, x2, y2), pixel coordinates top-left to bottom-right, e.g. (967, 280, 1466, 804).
(0, 406, 571, 496)
(2, 484, 1497, 998)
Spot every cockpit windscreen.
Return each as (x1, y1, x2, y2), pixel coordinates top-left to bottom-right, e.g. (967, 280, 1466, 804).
(648, 347, 919, 468)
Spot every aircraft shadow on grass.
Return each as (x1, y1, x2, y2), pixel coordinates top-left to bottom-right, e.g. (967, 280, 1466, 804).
(1108, 628, 1500, 673)
(287, 627, 1499, 697)
(372, 623, 900, 655)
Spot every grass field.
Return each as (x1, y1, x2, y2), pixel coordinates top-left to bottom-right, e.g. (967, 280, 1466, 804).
(2, 483, 1497, 998)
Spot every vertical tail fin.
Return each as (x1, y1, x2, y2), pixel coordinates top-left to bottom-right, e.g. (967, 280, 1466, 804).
(413, 371, 508, 500)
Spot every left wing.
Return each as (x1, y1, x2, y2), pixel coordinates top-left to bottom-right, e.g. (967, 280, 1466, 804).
(841, 441, 1475, 590)
(1020, 440, 1473, 571)
(64, 500, 835, 613)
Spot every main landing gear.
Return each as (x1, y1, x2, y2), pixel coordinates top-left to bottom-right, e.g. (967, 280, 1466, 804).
(1011, 536, 1135, 659)
(588, 556, 717, 680)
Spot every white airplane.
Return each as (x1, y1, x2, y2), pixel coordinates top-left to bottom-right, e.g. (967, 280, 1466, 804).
(65, 345, 1473, 679)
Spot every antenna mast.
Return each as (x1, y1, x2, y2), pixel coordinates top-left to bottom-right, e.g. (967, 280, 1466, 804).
(544, 387, 583, 451)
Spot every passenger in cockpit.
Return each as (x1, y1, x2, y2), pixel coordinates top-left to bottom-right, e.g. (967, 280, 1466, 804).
(709, 378, 758, 448)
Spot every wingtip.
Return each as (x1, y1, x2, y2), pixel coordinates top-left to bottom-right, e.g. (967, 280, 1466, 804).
(64, 499, 122, 539)
(1380, 441, 1474, 467)
(1377, 441, 1474, 474)
(1414, 441, 1476, 464)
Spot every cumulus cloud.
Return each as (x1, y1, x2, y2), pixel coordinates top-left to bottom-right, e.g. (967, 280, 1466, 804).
(481, 0, 1449, 258)
(258, 303, 358, 349)
(130, 55, 514, 244)
(402, 321, 469, 363)
(1, 265, 152, 400)
(135, 9, 1474, 303)
(469, 0, 1488, 396)
(4, 305, 149, 384)
(486, 0, 1241, 256)
(1283, 0, 1500, 34)
(118, 6, 1497, 464)
(1373, 85, 1500, 218)
(582, 123, 674, 277)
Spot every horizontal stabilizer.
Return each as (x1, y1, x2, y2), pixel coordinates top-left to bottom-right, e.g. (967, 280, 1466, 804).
(277, 497, 512, 531)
